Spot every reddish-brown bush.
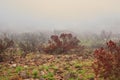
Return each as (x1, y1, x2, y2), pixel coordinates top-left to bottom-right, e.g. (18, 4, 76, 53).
(43, 33, 82, 53)
(92, 40, 120, 80)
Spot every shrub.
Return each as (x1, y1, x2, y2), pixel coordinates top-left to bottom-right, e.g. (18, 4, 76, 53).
(18, 33, 46, 57)
(0, 36, 14, 62)
(92, 40, 120, 80)
(43, 33, 82, 53)
(18, 33, 39, 57)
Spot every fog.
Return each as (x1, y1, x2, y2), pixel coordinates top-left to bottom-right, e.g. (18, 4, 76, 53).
(0, 0, 120, 33)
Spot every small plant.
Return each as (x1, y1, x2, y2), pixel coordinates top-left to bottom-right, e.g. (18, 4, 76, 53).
(68, 78, 74, 80)
(44, 66, 50, 71)
(32, 69, 39, 78)
(16, 66, 23, 73)
(42, 72, 55, 80)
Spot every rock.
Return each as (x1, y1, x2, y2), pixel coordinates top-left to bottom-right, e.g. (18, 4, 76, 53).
(40, 71, 45, 75)
(19, 71, 28, 79)
(24, 65, 28, 68)
(79, 56, 83, 60)
(10, 64, 17, 68)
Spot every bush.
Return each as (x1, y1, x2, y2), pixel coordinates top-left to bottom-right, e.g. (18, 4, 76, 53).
(0, 36, 14, 62)
(18, 33, 44, 57)
(43, 33, 82, 54)
(92, 40, 120, 80)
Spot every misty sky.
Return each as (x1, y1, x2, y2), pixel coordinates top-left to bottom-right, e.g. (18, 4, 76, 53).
(0, 0, 120, 33)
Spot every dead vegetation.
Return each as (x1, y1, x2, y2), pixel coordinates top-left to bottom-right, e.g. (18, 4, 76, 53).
(0, 32, 120, 80)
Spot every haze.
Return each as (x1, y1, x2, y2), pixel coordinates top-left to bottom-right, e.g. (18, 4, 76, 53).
(0, 0, 120, 33)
